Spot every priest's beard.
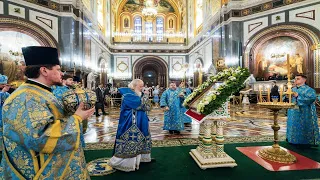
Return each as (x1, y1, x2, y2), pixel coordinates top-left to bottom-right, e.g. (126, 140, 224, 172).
(135, 90, 142, 97)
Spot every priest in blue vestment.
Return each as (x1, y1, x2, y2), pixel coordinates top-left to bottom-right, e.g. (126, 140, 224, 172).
(160, 82, 184, 134)
(52, 73, 87, 148)
(108, 79, 152, 172)
(287, 74, 319, 147)
(1, 46, 95, 179)
(52, 73, 74, 103)
(178, 81, 192, 124)
(0, 74, 10, 152)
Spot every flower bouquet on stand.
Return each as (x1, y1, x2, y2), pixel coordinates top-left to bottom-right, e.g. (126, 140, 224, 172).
(184, 67, 250, 169)
(183, 67, 250, 122)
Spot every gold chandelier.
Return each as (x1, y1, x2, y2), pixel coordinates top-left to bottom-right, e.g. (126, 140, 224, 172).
(142, 0, 157, 20)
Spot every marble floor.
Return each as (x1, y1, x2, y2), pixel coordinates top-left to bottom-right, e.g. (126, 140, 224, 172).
(84, 104, 308, 145)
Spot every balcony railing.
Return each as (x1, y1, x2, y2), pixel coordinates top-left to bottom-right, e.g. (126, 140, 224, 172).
(112, 32, 186, 44)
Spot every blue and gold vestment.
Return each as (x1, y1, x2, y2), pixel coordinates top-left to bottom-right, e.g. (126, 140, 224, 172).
(52, 85, 70, 104)
(287, 84, 319, 145)
(177, 87, 192, 123)
(52, 85, 86, 148)
(1, 81, 89, 179)
(109, 88, 152, 172)
(0, 91, 10, 151)
(160, 88, 184, 131)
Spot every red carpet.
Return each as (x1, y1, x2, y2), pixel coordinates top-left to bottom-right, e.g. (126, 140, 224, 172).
(237, 146, 320, 171)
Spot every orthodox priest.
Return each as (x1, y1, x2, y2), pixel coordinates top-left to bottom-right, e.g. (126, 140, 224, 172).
(160, 82, 184, 134)
(287, 74, 319, 147)
(108, 79, 152, 172)
(52, 73, 74, 103)
(1, 46, 95, 179)
(177, 81, 192, 125)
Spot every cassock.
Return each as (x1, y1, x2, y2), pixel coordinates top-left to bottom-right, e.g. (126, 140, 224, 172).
(1, 80, 89, 179)
(160, 88, 184, 131)
(108, 88, 151, 172)
(178, 87, 192, 123)
(287, 84, 319, 145)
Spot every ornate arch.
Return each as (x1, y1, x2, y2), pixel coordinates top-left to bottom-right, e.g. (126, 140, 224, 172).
(133, 56, 168, 87)
(0, 17, 58, 48)
(244, 24, 320, 89)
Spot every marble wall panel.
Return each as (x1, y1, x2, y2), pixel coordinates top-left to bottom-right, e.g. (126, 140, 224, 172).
(29, 10, 59, 42)
(8, 3, 25, 19)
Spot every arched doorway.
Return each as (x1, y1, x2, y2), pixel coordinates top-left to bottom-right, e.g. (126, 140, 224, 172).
(244, 24, 320, 90)
(0, 17, 58, 62)
(133, 56, 168, 87)
(98, 58, 108, 86)
(143, 68, 157, 86)
(0, 17, 58, 47)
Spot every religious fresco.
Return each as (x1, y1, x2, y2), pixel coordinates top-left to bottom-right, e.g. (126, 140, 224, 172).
(253, 36, 306, 80)
(123, 0, 175, 13)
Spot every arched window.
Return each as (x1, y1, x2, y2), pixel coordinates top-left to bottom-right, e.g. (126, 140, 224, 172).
(124, 17, 129, 28)
(145, 21, 153, 41)
(97, 0, 104, 27)
(169, 19, 173, 29)
(195, 0, 203, 29)
(134, 16, 142, 41)
(156, 17, 164, 42)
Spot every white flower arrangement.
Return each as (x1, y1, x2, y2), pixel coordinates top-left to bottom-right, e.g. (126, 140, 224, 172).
(183, 67, 250, 114)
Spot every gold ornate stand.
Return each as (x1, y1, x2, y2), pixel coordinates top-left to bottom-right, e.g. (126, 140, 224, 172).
(257, 102, 297, 164)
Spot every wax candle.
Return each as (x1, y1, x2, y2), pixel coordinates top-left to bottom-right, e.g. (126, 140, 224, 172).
(259, 85, 262, 102)
(279, 85, 283, 102)
(267, 85, 270, 102)
(287, 84, 292, 104)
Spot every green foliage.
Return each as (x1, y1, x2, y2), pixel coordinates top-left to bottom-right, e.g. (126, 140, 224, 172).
(184, 67, 250, 115)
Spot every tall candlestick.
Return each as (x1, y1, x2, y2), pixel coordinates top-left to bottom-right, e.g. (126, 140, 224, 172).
(267, 85, 270, 102)
(259, 85, 262, 102)
(279, 85, 283, 102)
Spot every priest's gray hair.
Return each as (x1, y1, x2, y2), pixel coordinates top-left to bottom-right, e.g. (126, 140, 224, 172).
(128, 79, 143, 89)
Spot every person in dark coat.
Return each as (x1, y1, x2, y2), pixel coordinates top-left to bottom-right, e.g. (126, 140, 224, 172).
(95, 84, 107, 116)
(270, 81, 280, 100)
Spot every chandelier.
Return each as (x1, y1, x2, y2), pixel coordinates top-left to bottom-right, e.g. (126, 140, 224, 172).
(142, 0, 157, 20)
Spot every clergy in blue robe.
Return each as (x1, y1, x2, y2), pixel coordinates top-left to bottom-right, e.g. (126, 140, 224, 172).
(160, 82, 184, 134)
(52, 74, 87, 148)
(1, 46, 95, 179)
(287, 74, 319, 146)
(177, 82, 192, 124)
(109, 79, 152, 172)
(0, 74, 10, 152)
(52, 73, 74, 104)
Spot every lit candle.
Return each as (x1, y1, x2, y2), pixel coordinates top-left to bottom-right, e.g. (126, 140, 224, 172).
(287, 54, 291, 82)
(259, 85, 262, 102)
(279, 85, 283, 102)
(287, 83, 292, 104)
(267, 85, 270, 102)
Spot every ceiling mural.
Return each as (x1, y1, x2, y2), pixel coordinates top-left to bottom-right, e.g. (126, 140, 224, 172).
(123, 0, 175, 13)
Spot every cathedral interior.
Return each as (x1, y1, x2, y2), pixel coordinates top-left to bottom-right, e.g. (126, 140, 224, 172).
(1, 0, 320, 179)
